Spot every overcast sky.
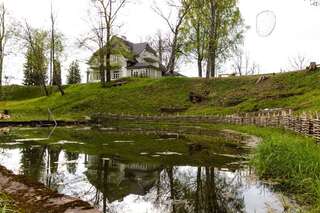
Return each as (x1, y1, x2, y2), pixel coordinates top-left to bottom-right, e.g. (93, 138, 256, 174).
(2, 0, 320, 84)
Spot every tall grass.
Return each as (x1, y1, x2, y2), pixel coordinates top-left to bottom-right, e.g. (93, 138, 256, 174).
(231, 126, 320, 210)
(0, 193, 17, 213)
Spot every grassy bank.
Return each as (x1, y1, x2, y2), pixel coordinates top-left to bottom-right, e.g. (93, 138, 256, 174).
(2, 70, 320, 120)
(223, 125, 320, 212)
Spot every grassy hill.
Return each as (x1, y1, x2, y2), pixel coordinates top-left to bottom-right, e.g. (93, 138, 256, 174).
(1, 69, 320, 121)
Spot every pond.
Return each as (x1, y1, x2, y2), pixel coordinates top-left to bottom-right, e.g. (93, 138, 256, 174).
(0, 124, 287, 213)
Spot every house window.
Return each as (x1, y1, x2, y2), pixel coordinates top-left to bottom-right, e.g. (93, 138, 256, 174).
(113, 71, 120, 79)
(133, 71, 139, 77)
(112, 55, 119, 63)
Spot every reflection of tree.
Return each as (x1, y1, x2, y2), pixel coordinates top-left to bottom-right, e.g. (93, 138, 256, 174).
(20, 146, 46, 180)
(45, 147, 61, 188)
(155, 166, 245, 213)
(85, 156, 162, 212)
(65, 152, 79, 174)
(48, 147, 60, 174)
(90, 156, 111, 213)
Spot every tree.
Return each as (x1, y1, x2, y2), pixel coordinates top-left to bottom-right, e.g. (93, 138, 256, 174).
(153, 0, 192, 75)
(50, 3, 64, 95)
(0, 3, 6, 87)
(181, 0, 208, 77)
(80, 0, 128, 86)
(206, 0, 245, 78)
(52, 59, 62, 85)
(21, 25, 49, 95)
(289, 54, 309, 70)
(23, 48, 38, 86)
(67, 60, 81, 84)
(232, 49, 260, 76)
(146, 31, 171, 73)
(0, 3, 16, 87)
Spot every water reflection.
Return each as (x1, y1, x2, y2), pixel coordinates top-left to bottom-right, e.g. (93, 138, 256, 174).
(0, 144, 284, 213)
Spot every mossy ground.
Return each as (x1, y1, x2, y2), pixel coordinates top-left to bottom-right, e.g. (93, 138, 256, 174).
(2, 70, 320, 121)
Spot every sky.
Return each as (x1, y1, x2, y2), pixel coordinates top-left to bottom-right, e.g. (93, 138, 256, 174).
(1, 0, 320, 84)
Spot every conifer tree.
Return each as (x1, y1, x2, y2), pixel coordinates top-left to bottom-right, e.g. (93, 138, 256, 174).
(67, 60, 81, 84)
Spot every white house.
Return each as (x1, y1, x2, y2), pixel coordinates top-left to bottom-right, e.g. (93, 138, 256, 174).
(87, 36, 163, 82)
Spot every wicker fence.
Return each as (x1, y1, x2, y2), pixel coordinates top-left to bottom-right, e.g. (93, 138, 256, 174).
(95, 109, 320, 140)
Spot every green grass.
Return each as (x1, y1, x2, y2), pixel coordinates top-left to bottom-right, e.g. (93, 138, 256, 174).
(219, 125, 320, 212)
(0, 193, 18, 213)
(2, 70, 320, 121)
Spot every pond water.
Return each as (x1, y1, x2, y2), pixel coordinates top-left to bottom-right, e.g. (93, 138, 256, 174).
(0, 125, 287, 213)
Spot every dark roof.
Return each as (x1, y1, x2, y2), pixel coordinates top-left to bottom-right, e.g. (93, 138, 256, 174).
(114, 36, 157, 57)
(132, 43, 147, 55)
(127, 63, 159, 70)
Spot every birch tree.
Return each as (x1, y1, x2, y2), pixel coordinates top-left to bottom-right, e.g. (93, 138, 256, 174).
(0, 3, 16, 87)
(0, 4, 6, 87)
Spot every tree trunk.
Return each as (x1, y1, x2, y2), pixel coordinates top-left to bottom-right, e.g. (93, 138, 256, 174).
(42, 80, 49, 96)
(196, 21, 203, 78)
(105, 21, 111, 85)
(197, 58, 203, 78)
(51, 8, 64, 96)
(0, 54, 3, 86)
(167, 167, 176, 213)
(206, 58, 211, 79)
(167, 34, 178, 75)
(195, 167, 201, 213)
(99, 52, 106, 86)
(208, 0, 216, 78)
(158, 36, 163, 66)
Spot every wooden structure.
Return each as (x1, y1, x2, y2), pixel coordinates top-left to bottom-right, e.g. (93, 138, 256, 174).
(307, 62, 320, 71)
(93, 109, 320, 141)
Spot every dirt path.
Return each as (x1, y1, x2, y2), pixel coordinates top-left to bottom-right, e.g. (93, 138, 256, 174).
(0, 165, 100, 213)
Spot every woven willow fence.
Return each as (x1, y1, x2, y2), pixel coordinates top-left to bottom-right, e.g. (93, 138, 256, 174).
(96, 109, 320, 140)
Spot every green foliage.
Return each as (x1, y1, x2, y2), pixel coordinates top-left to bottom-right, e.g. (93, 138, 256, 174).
(23, 30, 48, 86)
(181, 0, 246, 73)
(67, 60, 81, 84)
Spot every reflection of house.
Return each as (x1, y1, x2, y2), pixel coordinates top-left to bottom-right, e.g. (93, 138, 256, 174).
(85, 156, 162, 203)
(87, 36, 162, 82)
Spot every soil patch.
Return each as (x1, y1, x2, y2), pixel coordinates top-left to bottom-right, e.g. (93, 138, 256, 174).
(0, 165, 100, 213)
